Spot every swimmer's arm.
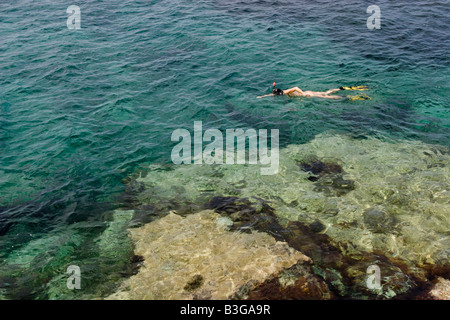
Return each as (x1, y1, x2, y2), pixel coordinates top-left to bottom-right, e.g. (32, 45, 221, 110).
(257, 94, 274, 98)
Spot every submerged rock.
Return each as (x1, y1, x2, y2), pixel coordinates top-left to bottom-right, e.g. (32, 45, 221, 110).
(363, 208, 393, 233)
(119, 180, 145, 209)
(300, 157, 355, 196)
(184, 275, 204, 292)
(106, 210, 310, 300)
(241, 263, 334, 300)
(309, 220, 326, 233)
(300, 158, 343, 176)
(313, 174, 355, 196)
(130, 204, 158, 226)
(205, 196, 284, 238)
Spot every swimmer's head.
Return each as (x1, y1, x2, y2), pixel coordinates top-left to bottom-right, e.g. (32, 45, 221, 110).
(272, 88, 283, 95)
(272, 82, 283, 95)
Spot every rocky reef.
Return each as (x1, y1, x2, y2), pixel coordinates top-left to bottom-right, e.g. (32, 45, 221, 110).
(112, 132, 449, 299)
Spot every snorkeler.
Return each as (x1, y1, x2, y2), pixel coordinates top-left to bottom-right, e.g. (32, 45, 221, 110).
(257, 82, 369, 99)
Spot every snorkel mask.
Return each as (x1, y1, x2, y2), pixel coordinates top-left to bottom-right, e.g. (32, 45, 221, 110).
(272, 82, 283, 95)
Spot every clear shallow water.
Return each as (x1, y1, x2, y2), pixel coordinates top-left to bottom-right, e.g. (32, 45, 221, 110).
(0, 0, 449, 299)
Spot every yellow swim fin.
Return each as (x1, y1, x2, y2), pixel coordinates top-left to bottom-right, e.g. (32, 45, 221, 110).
(346, 94, 371, 101)
(340, 85, 369, 91)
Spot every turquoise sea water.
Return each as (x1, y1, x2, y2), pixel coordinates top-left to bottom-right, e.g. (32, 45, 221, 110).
(0, 0, 449, 299)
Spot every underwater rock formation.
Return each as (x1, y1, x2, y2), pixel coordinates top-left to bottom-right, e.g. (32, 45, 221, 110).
(242, 263, 334, 300)
(105, 194, 429, 299)
(363, 208, 395, 233)
(106, 210, 313, 300)
(300, 157, 355, 196)
(130, 133, 449, 267)
(204, 196, 287, 240)
(299, 157, 343, 176)
(312, 173, 355, 197)
(309, 220, 326, 233)
(120, 132, 449, 299)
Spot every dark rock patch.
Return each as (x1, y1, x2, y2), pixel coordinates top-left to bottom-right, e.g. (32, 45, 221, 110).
(205, 196, 240, 213)
(237, 264, 335, 300)
(204, 196, 287, 241)
(130, 255, 144, 264)
(184, 275, 204, 292)
(299, 157, 355, 197)
(121, 255, 145, 277)
(130, 199, 202, 227)
(313, 174, 355, 197)
(288, 200, 299, 207)
(118, 180, 145, 209)
(130, 204, 158, 226)
(363, 208, 393, 233)
(300, 158, 343, 176)
(309, 220, 326, 233)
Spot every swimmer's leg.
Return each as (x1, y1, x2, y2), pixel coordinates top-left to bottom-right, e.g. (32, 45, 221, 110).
(325, 95, 345, 99)
(283, 87, 304, 95)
